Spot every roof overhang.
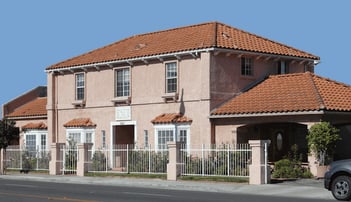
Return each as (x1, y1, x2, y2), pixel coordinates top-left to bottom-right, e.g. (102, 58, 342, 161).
(209, 110, 324, 119)
(46, 47, 319, 74)
(45, 48, 212, 74)
(6, 115, 47, 120)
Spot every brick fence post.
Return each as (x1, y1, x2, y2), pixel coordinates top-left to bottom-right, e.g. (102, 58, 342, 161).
(249, 140, 271, 185)
(49, 143, 65, 175)
(77, 143, 93, 177)
(167, 142, 181, 181)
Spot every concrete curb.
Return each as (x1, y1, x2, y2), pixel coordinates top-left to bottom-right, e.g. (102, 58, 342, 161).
(0, 174, 333, 200)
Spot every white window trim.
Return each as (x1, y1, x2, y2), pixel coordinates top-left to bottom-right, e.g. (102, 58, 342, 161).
(165, 62, 178, 94)
(154, 124, 190, 152)
(75, 73, 85, 101)
(114, 67, 131, 98)
(23, 129, 48, 151)
(66, 128, 95, 148)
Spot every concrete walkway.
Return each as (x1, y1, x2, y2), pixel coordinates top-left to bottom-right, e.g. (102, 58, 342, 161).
(0, 174, 334, 200)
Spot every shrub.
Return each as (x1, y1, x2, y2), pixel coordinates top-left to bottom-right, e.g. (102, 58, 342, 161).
(272, 144, 312, 179)
(306, 122, 341, 165)
(92, 151, 107, 171)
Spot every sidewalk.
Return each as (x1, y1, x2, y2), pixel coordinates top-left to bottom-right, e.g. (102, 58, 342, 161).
(0, 174, 333, 200)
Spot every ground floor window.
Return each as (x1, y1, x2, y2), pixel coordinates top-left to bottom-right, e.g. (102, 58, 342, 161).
(154, 124, 190, 151)
(66, 128, 95, 147)
(24, 130, 48, 152)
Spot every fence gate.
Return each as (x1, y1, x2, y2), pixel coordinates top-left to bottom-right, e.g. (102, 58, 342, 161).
(59, 145, 78, 175)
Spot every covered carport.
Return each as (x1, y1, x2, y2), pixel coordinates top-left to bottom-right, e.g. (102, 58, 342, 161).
(210, 72, 351, 163)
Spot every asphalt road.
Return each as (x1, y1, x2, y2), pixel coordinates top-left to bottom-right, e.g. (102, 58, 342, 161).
(0, 178, 336, 202)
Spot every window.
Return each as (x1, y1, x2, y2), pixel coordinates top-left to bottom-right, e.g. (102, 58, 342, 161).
(26, 134, 36, 151)
(144, 130, 149, 148)
(165, 62, 177, 93)
(66, 128, 95, 147)
(101, 130, 106, 148)
(75, 73, 85, 100)
(41, 134, 47, 150)
(278, 61, 289, 74)
(115, 68, 130, 97)
(241, 57, 253, 76)
(154, 124, 190, 151)
(157, 129, 174, 150)
(24, 131, 48, 152)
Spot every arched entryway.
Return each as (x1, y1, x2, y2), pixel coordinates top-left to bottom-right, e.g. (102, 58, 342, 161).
(237, 122, 308, 162)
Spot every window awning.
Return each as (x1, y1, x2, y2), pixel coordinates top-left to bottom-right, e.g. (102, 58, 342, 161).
(151, 113, 192, 124)
(63, 118, 96, 128)
(22, 122, 47, 130)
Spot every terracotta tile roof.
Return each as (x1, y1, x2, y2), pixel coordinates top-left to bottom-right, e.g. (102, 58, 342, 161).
(151, 113, 192, 124)
(63, 118, 96, 128)
(6, 97, 47, 118)
(47, 22, 318, 70)
(22, 122, 47, 130)
(211, 72, 351, 116)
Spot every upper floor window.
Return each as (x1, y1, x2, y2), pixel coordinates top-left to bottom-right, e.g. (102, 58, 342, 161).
(165, 62, 177, 93)
(278, 61, 289, 74)
(115, 68, 130, 97)
(75, 73, 85, 100)
(241, 57, 253, 76)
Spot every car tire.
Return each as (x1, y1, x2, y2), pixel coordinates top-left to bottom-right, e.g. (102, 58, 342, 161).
(331, 175, 351, 201)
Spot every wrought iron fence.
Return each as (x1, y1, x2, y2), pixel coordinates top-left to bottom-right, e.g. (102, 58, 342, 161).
(4, 145, 50, 171)
(179, 144, 251, 177)
(87, 145, 168, 174)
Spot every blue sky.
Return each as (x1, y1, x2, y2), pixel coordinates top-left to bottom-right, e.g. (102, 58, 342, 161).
(1, 0, 350, 115)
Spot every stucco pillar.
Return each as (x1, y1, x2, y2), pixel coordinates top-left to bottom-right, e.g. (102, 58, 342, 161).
(167, 142, 181, 181)
(0, 148, 4, 175)
(77, 143, 93, 177)
(249, 140, 271, 185)
(49, 143, 65, 175)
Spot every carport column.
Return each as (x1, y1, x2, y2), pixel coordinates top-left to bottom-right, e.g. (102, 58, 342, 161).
(249, 140, 271, 185)
(167, 142, 181, 181)
(77, 143, 93, 177)
(49, 143, 65, 175)
(0, 148, 4, 175)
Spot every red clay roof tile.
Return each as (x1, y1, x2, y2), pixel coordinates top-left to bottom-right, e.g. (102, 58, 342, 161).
(22, 122, 47, 130)
(47, 22, 318, 70)
(6, 97, 47, 118)
(63, 118, 96, 128)
(211, 72, 351, 115)
(151, 113, 192, 124)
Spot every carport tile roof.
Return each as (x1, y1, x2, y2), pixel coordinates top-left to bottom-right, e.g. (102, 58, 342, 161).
(211, 72, 351, 115)
(47, 22, 318, 70)
(6, 97, 47, 118)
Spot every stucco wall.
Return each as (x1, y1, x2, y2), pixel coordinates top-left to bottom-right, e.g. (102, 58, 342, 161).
(49, 53, 212, 148)
(210, 54, 308, 109)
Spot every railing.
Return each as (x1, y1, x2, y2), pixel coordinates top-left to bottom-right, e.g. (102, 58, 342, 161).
(4, 145, 50, 171)
(179, 144, 251, 177)
(87, 145, 168, 174)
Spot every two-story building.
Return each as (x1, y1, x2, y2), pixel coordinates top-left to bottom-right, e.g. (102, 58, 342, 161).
(44, 22, 351, 163)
